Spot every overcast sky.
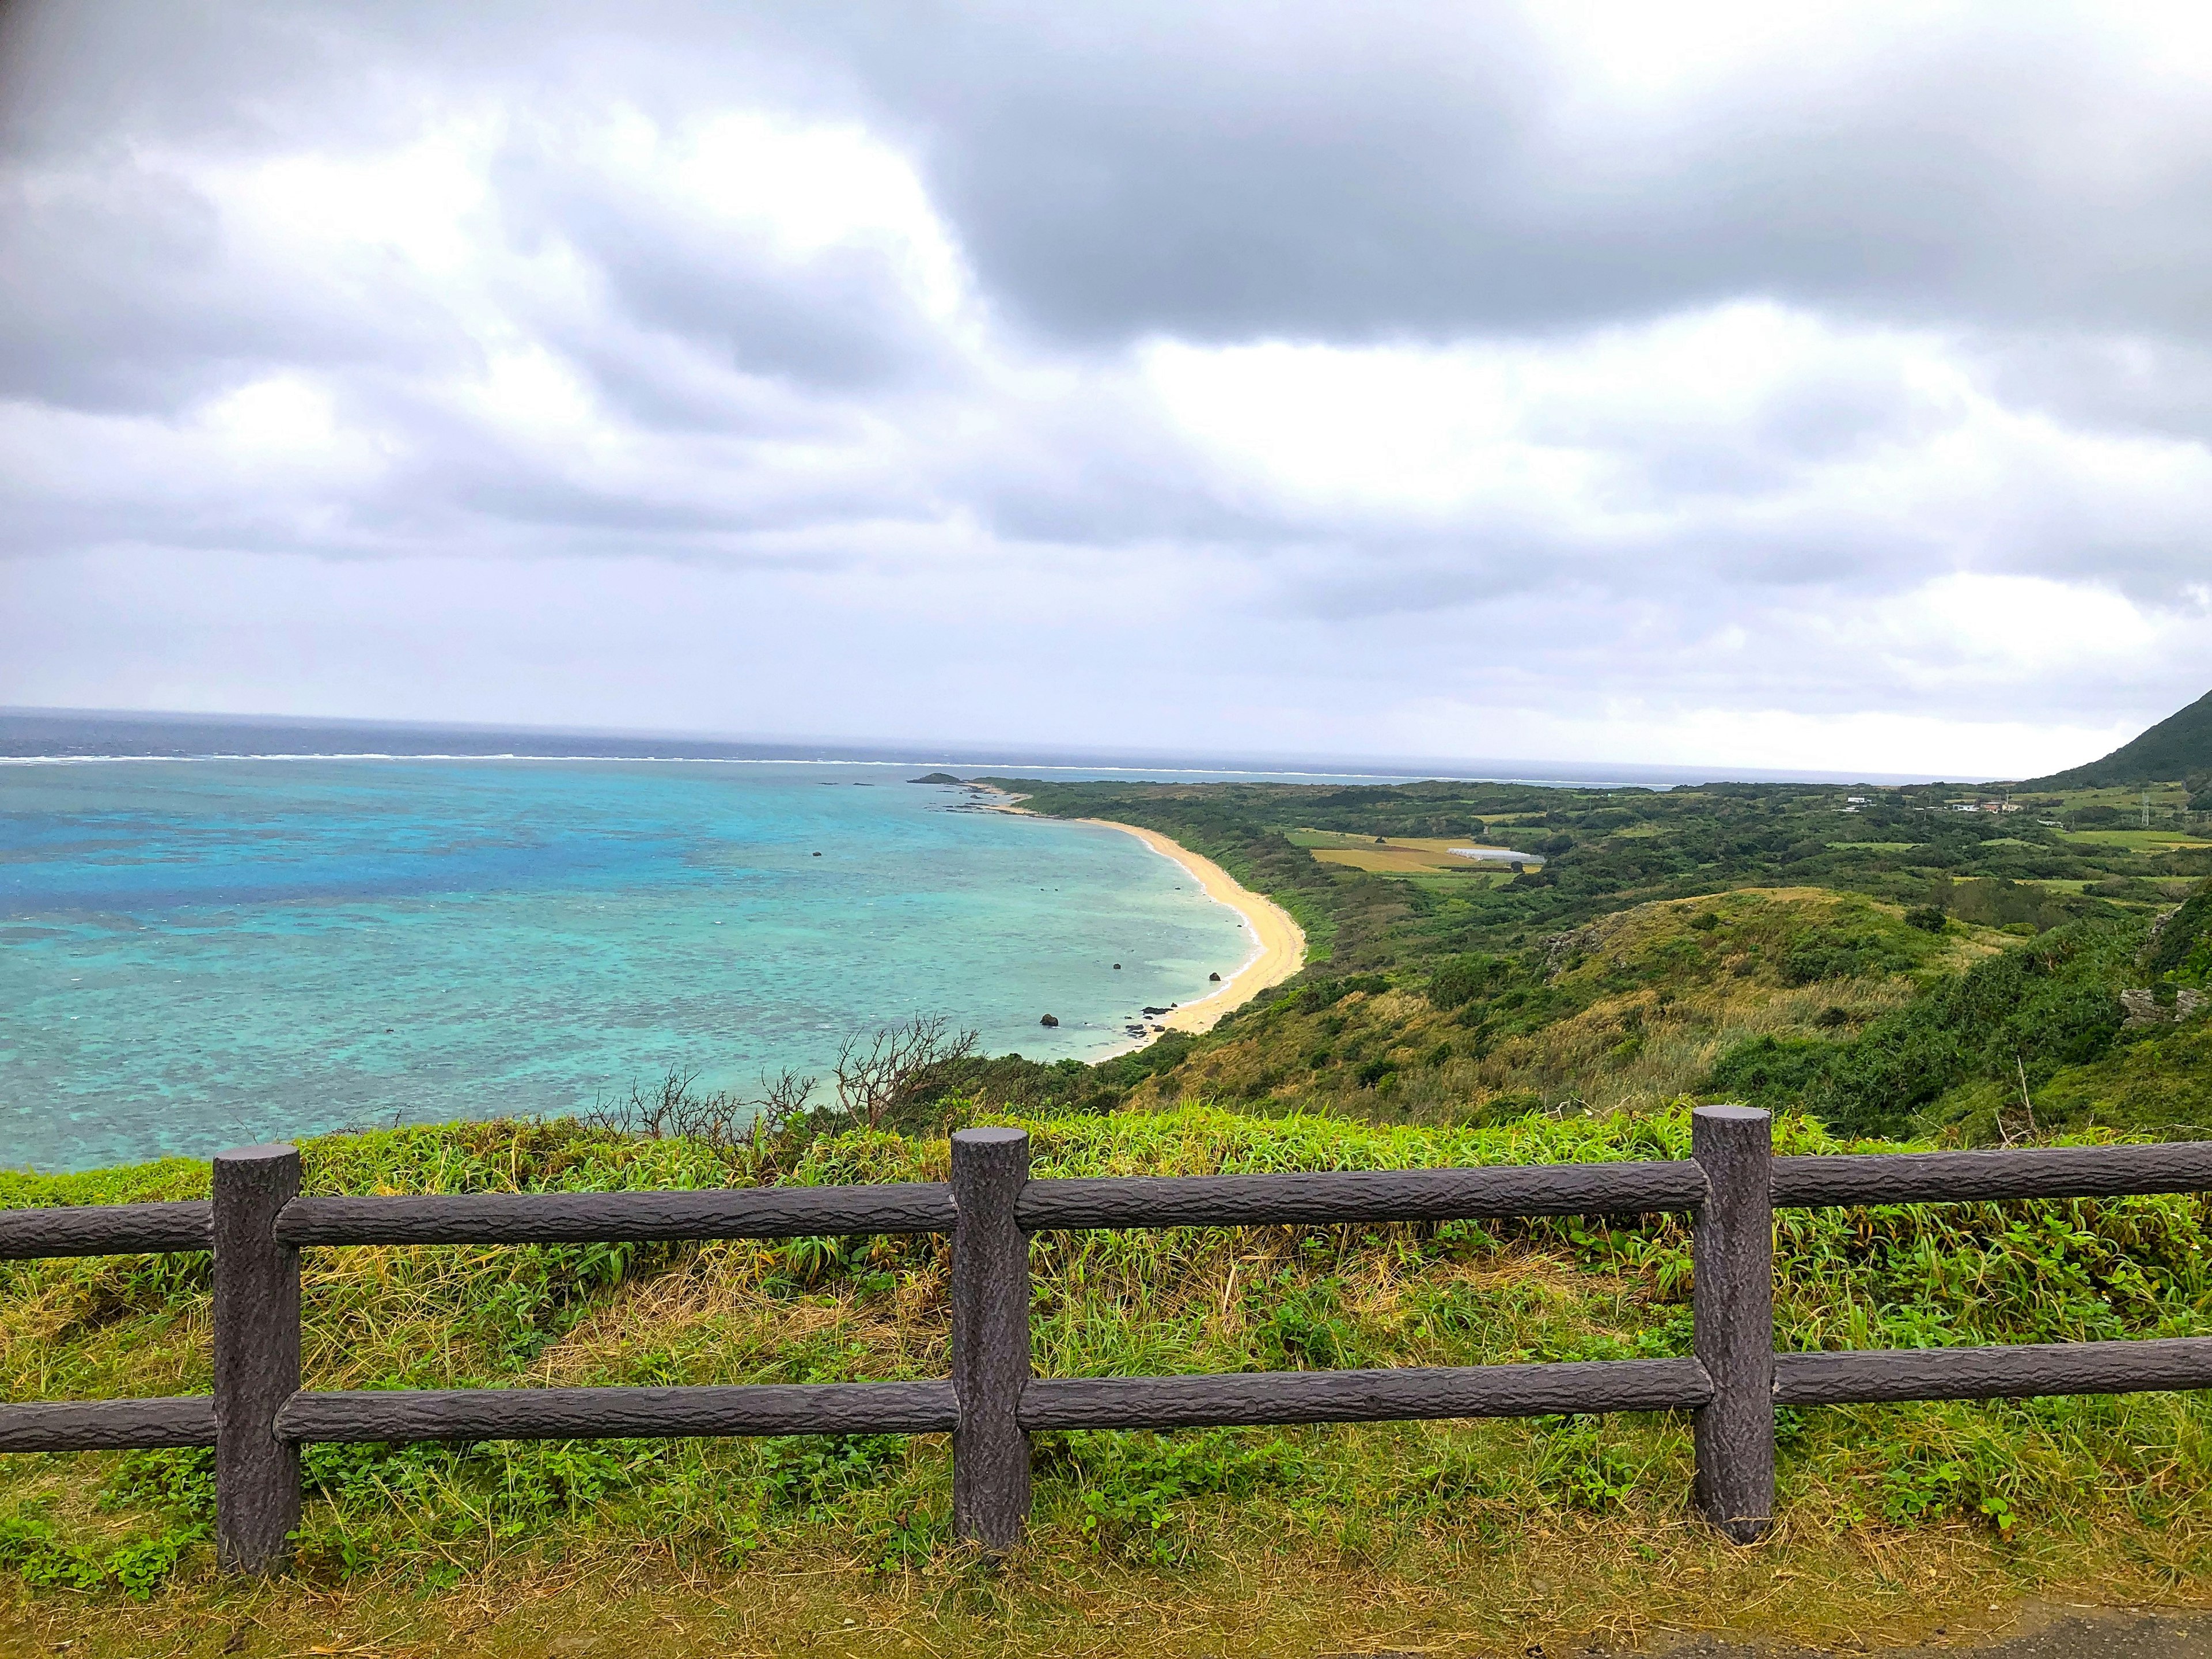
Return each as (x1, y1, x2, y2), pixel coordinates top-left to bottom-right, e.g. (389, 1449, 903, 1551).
(3, 2, 2209, 777)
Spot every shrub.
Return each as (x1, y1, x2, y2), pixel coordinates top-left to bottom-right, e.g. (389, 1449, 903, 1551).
(2066, 805, 2132, 828)
(1427, 953, 1506, 1011)
(1298, 975, 1388, 1013)
(1780, 930, 1912, 986)
(1707, 919, 2135, 1131)
(1707, 1034, 1838, 1107)
(2143, 877, 2212, 986)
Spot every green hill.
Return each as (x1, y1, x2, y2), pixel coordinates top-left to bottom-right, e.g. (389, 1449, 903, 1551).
(972, 773, 2207, 1145)
(2025, 685, 2212, 787)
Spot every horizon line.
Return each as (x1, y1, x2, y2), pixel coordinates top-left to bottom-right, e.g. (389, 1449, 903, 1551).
(0, 702, 2000, 789)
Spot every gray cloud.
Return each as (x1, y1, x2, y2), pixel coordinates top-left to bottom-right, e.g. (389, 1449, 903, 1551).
(0, 151, 475, 414)
(1, 0, 2209, 775)
(493, 157, 949, 397)
(810, 6, 2212, 347)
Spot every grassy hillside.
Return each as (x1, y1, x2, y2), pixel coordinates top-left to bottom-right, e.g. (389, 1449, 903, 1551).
(1123, 888, 1999, 1121)
(3, 1109, 2210, 1656)
(2025, 686, 2212, 790)
(962, 776, 2212, 1147)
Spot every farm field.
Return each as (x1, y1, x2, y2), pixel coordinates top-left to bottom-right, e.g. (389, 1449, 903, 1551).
(1287, 828, 1540, 877)
(2058, 828, 2212, 852)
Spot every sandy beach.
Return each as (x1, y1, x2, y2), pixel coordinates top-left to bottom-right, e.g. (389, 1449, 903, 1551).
(965, 784, 1305, 1032)
(1074, 819, 1306, 1032)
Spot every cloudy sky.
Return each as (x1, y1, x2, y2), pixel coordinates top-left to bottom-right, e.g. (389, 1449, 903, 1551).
(2, 2, 2209, 777)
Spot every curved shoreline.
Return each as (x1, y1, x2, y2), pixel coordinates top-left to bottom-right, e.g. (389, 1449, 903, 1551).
(1074, 819, 1305, 1033)
(967, 783, 1306, 1035)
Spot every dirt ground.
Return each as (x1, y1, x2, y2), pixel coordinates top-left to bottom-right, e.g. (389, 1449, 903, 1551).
(1569, 1604, 2212, 1658)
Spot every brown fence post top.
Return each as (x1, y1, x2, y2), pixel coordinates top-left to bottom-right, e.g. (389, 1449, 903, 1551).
(1693, 1105, 1769, 1124)
(216, 1142, 301, 1162)
(953, 1127, 1029, 1146)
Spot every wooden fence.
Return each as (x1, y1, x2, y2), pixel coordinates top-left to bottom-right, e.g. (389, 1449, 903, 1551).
(5, 1107, 2212, 1570)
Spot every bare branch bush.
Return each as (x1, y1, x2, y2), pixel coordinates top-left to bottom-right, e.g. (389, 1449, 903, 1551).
(746, 1066, 820, 1148)
(830, 1013, 979, 1132)
(585, 1013, 974, 1158)
(586, 1065, 819, 1157)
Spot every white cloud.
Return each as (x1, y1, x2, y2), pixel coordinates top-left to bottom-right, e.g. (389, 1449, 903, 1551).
(1873, 574, 2164, 675)
(3, 1, 2211, 777)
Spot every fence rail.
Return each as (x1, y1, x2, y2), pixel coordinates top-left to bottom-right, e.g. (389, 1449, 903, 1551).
(1770, 1141, 2212, 1206)
(273, 1183, 956, 1247)
(4, 1110, 2211, 1567)
(0, 1200, 213, 1259)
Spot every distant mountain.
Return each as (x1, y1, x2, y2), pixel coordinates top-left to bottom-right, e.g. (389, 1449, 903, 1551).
(2023, 687, 2212, 787)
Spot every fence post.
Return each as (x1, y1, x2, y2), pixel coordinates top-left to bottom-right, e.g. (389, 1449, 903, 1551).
(950, 1127, 1031, 1552)
(213, 1143, 301, 1573)
(1692, 1105, 1773, 1543)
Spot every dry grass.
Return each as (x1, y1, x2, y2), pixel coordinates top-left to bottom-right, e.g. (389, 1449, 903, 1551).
(6, 1500, 2211, 1657)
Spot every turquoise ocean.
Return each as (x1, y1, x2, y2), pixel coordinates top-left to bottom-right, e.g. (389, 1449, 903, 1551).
(0, 752, 1275, 1172)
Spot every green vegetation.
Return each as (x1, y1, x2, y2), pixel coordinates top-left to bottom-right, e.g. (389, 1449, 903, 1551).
(1709, 916, 2139, 1138)
(2147, 879, 2212, 986)
(961, 770, 2212, 1145)
(5, 1107, 2211, 1653)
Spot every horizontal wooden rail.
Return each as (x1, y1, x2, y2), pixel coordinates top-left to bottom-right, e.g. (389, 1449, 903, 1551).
(274, 1183, 956, 1246)
(1017, 1160, 1706, 1230)
(275, 1380, 959, 1443)
(0, 1395, 217, 1452)
(1775, 1336, 2212, 1405)
(12, 1143, 2205, 1262)
(0, 1200, 213, 1259)
(1772, 1142, 2212, 1207)
(1018, 1358, 1710, 1430)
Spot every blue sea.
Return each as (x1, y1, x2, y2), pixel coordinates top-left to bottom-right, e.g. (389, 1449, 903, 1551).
(1, 740, 1289, 1172)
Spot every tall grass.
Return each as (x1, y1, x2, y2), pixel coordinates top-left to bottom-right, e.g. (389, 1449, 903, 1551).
(2, 1105, 2207, 1639)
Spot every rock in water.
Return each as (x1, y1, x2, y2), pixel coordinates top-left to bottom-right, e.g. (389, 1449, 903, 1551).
(1039, 1013, 1059, 1027)
(1112, 962, 1122, 969)
(1209, 972, 1221, 981)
